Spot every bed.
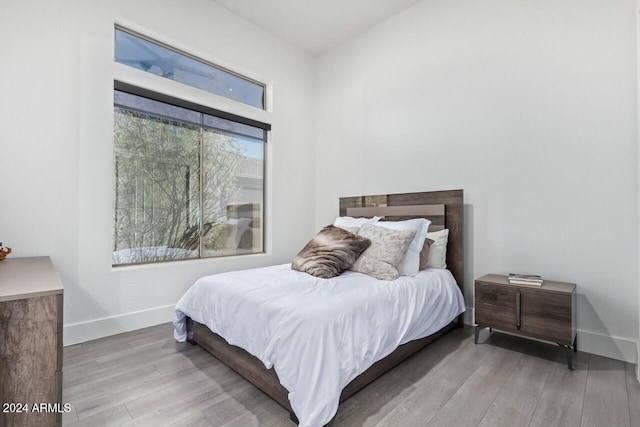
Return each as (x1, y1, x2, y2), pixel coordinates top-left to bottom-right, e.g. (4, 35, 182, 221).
(174, 189, 465, 426)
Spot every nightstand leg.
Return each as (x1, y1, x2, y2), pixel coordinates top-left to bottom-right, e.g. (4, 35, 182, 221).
(560, 345, 574, 370)
(573, 335, 577, 352)
(474, 325, 480, 344)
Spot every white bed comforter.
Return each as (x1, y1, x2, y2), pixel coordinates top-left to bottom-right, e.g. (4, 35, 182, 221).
(173, 264, 465, 427)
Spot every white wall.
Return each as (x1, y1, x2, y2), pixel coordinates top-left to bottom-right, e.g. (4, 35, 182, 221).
(637, 0, 640, 379)
(316, 0, 639, 362)
(0, 0, 316, 344)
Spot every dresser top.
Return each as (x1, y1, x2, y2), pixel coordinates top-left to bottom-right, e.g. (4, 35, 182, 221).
(0, 256, 63, 302)
(476, 274, 576, 294)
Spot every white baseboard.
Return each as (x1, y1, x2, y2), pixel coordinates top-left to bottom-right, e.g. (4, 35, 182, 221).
(637, 342, 639, 382)
(464, 307, 637, 364)
(575, 329, 637, 364)
(63, 304, 175, 346)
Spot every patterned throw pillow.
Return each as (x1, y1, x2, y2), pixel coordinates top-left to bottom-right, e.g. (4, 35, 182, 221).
(292, 225, 371, 278)
(351, 224, 417, 280)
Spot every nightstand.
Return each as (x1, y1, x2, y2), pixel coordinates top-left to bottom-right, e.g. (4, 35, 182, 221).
(474, 274, 576, 369)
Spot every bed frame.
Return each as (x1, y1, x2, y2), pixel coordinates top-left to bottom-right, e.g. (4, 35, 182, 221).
(189, 189, 464, 424)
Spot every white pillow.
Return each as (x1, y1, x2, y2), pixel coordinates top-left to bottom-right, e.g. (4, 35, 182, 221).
(334, 216, 381, 228)
(374, 218, 430, 276)
(426, 229, 449, 269)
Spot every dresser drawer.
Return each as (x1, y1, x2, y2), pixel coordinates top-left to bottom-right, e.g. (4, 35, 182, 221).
(476, 283, 571, 316)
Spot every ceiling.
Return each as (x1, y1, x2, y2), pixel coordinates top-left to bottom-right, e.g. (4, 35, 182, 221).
(213, 0, 423, 56)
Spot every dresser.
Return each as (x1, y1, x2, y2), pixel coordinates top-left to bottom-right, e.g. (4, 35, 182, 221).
(0, 257, 64, 427)
(474, 274, 576, 369)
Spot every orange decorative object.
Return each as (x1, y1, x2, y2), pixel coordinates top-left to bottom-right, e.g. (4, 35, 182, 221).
(0, 245, 11, 261)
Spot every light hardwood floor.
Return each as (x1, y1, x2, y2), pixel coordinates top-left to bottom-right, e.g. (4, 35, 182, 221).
(62, 324, 640, 427)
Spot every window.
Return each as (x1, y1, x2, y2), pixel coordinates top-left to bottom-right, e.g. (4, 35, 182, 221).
(115, 28, 265, 109)
(112, 86, 267, 266)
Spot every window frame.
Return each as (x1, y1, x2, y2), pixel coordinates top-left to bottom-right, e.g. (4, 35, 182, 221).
(114, 81, 271, 133)
(115, 26, 267, 110)
(111, 25, 271, 267)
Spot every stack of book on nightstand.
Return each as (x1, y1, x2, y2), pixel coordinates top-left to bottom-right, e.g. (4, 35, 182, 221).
(508, 273, 543, 286)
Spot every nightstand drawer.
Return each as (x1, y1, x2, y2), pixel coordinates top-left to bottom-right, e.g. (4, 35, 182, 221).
(475, 302, 516, 326)
(475, 283, 516, 308)
(476, 283, 571, 316)
(520, 311, 572, 345)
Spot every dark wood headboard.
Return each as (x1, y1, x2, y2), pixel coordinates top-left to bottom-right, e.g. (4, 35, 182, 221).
(339, 189, 464, 293)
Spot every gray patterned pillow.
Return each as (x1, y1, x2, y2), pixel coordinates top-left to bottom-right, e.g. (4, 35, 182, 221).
(351, 224, 416, 280)
(292, 225, 371, 279)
